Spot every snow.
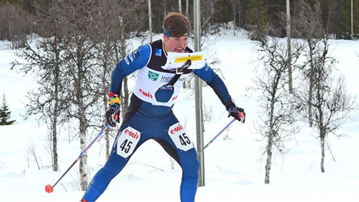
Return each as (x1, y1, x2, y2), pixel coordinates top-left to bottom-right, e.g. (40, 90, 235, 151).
(1, 30, 359, 202)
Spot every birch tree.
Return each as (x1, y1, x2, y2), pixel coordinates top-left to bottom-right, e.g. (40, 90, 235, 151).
(54, 0, 106, 190)
(300, 37, 355, 173)
(11, 2, 68, 171)
(292, 0, 326, 127)
(253, 36, 302, 184)
(291, 0, 355, 173)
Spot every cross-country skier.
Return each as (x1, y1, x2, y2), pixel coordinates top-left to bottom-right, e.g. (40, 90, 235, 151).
(80, 12, 245, 202)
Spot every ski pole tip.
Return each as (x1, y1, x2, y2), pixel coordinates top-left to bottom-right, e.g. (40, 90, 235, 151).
(45, 184, 54, 193)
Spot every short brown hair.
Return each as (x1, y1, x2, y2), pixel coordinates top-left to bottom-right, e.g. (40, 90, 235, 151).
(162, 12, 191, 37)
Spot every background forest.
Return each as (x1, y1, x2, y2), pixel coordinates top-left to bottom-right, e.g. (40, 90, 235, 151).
(1, 25, 358, 202)
(1, 0, 359, 46)
(0, 0, 358, 198)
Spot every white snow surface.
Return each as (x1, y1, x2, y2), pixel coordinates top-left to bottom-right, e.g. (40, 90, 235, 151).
(1, 30, 359, 202)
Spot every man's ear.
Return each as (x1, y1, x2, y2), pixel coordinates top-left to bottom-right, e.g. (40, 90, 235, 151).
(163, 35, 168, 41)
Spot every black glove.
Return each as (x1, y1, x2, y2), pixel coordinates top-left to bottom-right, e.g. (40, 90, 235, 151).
(106, 92, 121, 127)
(228, 106, 246, 123)
(225, 100, 245, 123)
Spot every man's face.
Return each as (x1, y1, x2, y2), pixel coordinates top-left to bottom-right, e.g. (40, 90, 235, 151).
(163, 35, 189, 53)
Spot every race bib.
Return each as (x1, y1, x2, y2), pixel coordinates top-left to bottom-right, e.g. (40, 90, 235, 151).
(116, 126, 141, 158)
(168, 123, 194, 151)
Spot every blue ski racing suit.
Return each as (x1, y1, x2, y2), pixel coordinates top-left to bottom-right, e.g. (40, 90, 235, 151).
(82, 39, 241, 202)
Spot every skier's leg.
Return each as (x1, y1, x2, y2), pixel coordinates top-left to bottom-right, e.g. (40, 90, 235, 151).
(178, 148, 199, 202)
(82, 118, 151, 202)
(82, 145, 129, 202)
(154, 117, 199, 202)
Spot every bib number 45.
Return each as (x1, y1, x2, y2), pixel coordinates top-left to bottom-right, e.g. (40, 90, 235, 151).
(119, 139, 133, 154)
(116, 126, 141, 158)
(169, 123, 194, 151)
(179, 133, 191, 146)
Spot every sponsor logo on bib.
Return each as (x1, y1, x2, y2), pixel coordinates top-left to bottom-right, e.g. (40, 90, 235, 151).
(148, 71, 159, 81)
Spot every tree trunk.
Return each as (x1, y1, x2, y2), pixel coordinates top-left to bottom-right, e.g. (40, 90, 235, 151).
(264, 131, 273, 184)
(308, 40, 314, 127)
(265, 80, 277, 184)
(79, 109, 88, 191)
(51, 125, 58, 171)
(178, 0, 182, 14)
(51, 105, 59, 172)
(163, 0, 167, 19)
(77, 56, 88, 191)
(233, 1, 236, 36)
(51, 112, 59, 171)
(148, 0, 152, 42)
(122, 77, 129, 115)
(320, 135, 325, 173)
(308, 78, 313, 127)
(286, 0, 293, 93)
(105, 129, 110, 160)
(119, 38, 129, 117)
(52, 43, 61, 172)
(186, 0, 189, 16)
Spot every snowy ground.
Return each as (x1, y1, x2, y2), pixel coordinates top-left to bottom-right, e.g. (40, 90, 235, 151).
(1, 30, 359, 202)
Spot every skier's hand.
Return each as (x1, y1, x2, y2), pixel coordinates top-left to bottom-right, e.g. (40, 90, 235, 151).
(106, 92, 121, 127)
(228, 106, 245, 123)
(225, 100, 245, 123)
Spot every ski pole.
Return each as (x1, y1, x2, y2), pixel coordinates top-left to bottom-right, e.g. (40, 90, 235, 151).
(45, 123, 111, 193)
(197, 118, 236, 156)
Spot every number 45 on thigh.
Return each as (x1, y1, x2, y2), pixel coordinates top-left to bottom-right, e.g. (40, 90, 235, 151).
(116, 126, 141, 158)
(168, 123, 194, 151)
